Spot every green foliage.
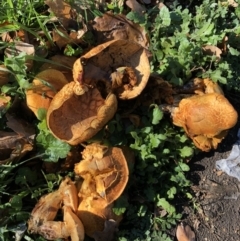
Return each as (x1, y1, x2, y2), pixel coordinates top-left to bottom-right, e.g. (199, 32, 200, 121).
(0, 159, 62, 241)
(3, 52, 30, 95)
(127, 0, 240, 88)
(36, 110, 71, 162)
(108, 105, 194, 240)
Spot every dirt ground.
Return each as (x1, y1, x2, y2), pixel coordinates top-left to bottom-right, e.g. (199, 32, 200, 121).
(180, 91, 240, 241)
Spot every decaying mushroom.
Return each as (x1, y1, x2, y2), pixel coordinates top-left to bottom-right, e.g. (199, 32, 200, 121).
(72, 39, 150, 99)
(77, 197, 121, 239)
(170, 78, 238, 151)
(26, 69, 68, 117)
(75, 143, 129, 204)
(47, 81, 117, 145)
(45, 39, 150, 145)
(28, 143, 131, 240)
(74, 144, 129, 237)
(28, 177, 84, 241)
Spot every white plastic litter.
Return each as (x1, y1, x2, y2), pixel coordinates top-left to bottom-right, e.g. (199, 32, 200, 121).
(216, 129, 240, 181)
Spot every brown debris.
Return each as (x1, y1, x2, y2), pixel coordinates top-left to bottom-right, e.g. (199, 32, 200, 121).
(92, 13, 149, 48)
(176, 223, 196, 241)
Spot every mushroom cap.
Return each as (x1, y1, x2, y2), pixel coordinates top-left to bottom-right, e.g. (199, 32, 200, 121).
(72, 39, 150, 99)
(63, 206, 85, 241)
(26, 69, 68, 117)
(172, 93, 238, 151)
(47, 82, 117, 145)
(75, 144, 129, 204)
(77, 197, 122, 238)
(28, 190, 63, 233)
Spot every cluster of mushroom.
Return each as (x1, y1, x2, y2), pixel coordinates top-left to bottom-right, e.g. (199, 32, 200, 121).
(26, 38, 238, 240)
(28, 143, 132, 240)
(27, 39, 147, 240)
(26, 39, 150, 145)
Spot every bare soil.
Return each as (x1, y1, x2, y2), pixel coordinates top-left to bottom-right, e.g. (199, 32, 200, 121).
(179, 91, 240, 241)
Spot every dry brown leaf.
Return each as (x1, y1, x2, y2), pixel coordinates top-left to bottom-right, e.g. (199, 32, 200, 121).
(126, 0, 146, 16)
(217, 35, 228, 55)
(45, 0, 71, 28)
(92, 219, 117, 241)
(52, 28, 70, 49)
(221, 0, 238, 7)
(92, 13, 149, 48)
(202, 45, 222, 61)
(6, 113, 35, 138)
(0, 131, 33, 162)
(228, 0, 238, 7)
(0, 131, 22, 149)
(176, 223, 196, 241)
(0, 94, 11, 110)
(1, 32, 13, 42)
(52, 27, 86, 49)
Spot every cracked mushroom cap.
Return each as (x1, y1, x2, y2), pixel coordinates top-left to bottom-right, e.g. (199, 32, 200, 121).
(47, 82, 117, 145)
(26, 69, 68, 117)
(172, 93, 238, 151)
(74, 144, 129, 204)
(72, 39, 150, 99)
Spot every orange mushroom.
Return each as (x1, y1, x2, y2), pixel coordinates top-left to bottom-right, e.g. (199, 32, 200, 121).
(26, 69, 68, 117)
(47, 81, 117, 145)
(172, 93, 238, 151)
(74, 143, 129, 238)
(28, 177, 84, 241)
(72, 39, 150, 99)
(74, 143, 129, 204)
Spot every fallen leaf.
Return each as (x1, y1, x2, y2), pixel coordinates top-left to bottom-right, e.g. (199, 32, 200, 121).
(202, 45, 222, 61)
(45, 0, 72, 28)
(221, 0, 238, 7)
(92, 219, 118, 241)
(92, 12, 149, 48)
(0, 131, 22, 149)
(0, 94, 11, 110)
(6, 113, 35, 138)
(176, 223, 196, 241)
(217, 35, 228, 55)
(126, 0, 146, 16)
(52, 27, 86, 49)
